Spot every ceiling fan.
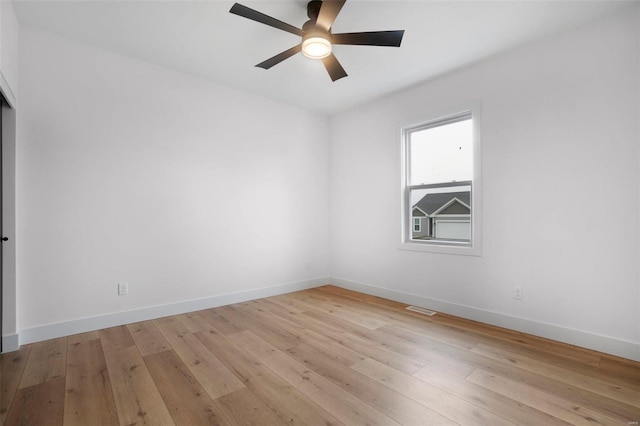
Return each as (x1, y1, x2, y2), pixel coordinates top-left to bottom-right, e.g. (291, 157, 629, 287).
(229, 0, 405, 82)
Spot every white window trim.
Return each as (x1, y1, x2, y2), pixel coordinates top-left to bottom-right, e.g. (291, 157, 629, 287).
(413, 217, 421, 232)
(398, 104, 482, 256)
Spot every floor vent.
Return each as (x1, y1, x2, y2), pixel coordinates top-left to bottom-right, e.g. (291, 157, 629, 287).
(406, 306, 437, 316)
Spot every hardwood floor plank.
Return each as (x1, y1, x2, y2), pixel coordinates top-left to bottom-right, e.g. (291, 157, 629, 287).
(18, 337, 67, 389)
(286, 292, 389, 330)
(1, 345, 32, 424)
(266, 294, 310, 314)
(243, 363, 342, 426)
(307, 300, 616, 424)
(331, 292, 504, 353)
(229, 330, 401, 426)
(199, 308, 245, 335)
(303, 308, 481, 376)
(296, 308, 426, 375)
(479, 355, 640, 424)
(237, 300, 365, 367)
(193, 325, 341, 425)
(217, 305, 300, 350)
(376, 325, 477, 377)
(311, 287, 481, 350)
(153, 316, 245, 399)
(315, 285, 410, 311)
(413, 349, 476, 378)
(467, 368, 624, 425)
(5, 377, 65, 426)
(476, 336, 640, 391)
(176, 310, 222, 334)
(212, 388, 287, 426)
(294, 335, 368, 368)
(127, 320, 171, 357)
(175, 312, 207, 333)
(67, 331, 101, 345)
(144, 350, 233, 425)
(379, 322, 477, 351)
(103, 345, 175, 425)
(430, 312, 602, 366)
(259, 296, 307, 315)
(285, 286, 610, 373)
(318, 287, 601, 371)
(235, 300, 333, 346)
(64, 338, 119, 426)
(99, 325, 136, 354)
(193, 327, 264, 381)
(472, 342, 640, 407)
(287, 342, 456, 425)
(413, 364, 572, 425)
(305, 288, 399, 327)
(597, 356, 640, 388)
(352, 357, 515, 425)
(353, 288, 600, 373)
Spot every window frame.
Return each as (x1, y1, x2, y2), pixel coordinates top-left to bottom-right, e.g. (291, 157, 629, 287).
(399, 106, 482, 256)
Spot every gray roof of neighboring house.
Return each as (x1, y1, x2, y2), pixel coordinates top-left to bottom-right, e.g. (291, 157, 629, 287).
(413, 191, 470, 215)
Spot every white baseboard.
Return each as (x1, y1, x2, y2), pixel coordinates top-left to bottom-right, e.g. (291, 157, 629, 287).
(331, 277, 640, 362)
(18, 277, 329, 347)
(12, 276, 640, 362)
(2, 333, 19, 353)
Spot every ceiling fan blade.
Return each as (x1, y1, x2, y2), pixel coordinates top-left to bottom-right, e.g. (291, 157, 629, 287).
(230, 3, 303, 37)
(332, 30, 405, 47)
(256, 45, 302, 69)
(322, 53, 348, 82)
(316, 0, 346, 31)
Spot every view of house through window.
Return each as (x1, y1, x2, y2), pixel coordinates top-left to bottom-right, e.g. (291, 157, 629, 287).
(404, 111, 473, 245)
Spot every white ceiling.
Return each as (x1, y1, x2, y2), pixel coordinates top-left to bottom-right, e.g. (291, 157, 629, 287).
(12, 0, 632, 115)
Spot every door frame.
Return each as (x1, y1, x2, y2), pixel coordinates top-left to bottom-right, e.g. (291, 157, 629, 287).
(1, 81, 17, 353)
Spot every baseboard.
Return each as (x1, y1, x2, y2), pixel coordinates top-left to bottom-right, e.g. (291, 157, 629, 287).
(331, 277, 640, 362)
(14, 276, 640, 362)
(2, 333, 19, 353)
(18, 277, 329, 347)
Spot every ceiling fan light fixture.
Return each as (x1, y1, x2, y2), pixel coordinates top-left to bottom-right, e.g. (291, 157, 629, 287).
(302, 34, 332, 59)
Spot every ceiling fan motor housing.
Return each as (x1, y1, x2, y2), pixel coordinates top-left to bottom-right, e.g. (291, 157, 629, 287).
(307, 1, 323, 21)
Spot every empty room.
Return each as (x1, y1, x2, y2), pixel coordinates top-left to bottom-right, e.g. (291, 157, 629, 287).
(0, 0, 638, 424)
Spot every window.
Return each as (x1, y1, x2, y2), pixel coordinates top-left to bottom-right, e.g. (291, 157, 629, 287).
(400, 108, 481, 255)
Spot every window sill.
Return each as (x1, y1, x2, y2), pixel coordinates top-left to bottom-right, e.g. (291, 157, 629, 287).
(398, 241, 481, 256)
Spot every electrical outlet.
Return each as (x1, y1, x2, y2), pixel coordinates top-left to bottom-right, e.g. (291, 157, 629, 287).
(513, 286, 522, 300)
(118, 282, 128, 296)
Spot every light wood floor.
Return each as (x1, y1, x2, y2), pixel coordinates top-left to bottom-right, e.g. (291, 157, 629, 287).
(2, 285, 639, 425)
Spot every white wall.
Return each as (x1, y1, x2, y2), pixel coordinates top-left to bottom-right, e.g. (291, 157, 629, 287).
(17, 27, 329, 335)
(329, 6, 639, 359)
